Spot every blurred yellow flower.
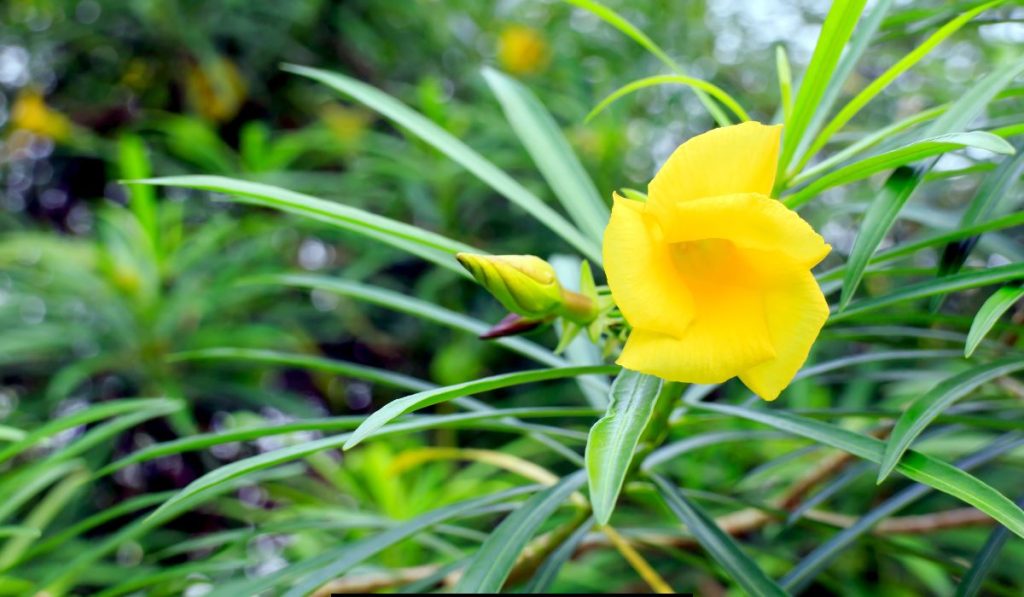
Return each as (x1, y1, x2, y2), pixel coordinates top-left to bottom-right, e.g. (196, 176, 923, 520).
(184, 56, 247, 123)
(320, 103, 373, 144)
(603, 122, 830, 400)
(497, 25, 549, 76)
(9, 88, 72, 141)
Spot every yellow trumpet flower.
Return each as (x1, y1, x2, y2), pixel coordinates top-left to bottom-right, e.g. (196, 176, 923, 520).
(9, 88, 71, 141)
(603, 122, 831, 400)
(184, 56, 247, 123)
(497, 25, 549, 76)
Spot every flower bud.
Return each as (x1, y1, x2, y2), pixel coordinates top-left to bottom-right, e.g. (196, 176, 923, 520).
(457, 253, 564, 318)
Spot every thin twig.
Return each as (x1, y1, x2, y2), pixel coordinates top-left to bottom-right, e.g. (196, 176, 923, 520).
(601, 525, 675, 594)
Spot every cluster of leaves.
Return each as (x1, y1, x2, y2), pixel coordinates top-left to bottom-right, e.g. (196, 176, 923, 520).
(2, 0, 1024, 595)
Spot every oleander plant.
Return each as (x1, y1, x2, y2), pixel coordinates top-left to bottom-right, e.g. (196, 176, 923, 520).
(3, 0, 1024, 594)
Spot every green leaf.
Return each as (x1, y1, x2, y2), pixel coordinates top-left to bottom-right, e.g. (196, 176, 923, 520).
(775, 45, 793, 125)
(0, 398, 180, 465)
(100, 407, 596, 478)
(643, 431, 791, 472)
(344, 365, 617, 450)
(877, 358, 1024, 483)
(834, 57, 1024, 308)
(243, 273, 573, 370)
(586, 370, 663, 525)
(562, 0, 732, 126)
(955, 497, 1023, 597)
(833, 210, 1024, 275)
(131, 175, 476, 276)
(169, 347, 433, 392)
(117, 134, 158, 254)
(836, 166, 920, 310)
(778, 0, 868, 173)
(456, 470, 587, 592)
(790, 104, 946, 188)
(783, 434, 1023, 593)
(784, 131, 1014, 209)
(586, 75, 750, 124)
(144, 410, 589, 527)
(965, 286, 1024, 357)
(939, 147, 1024, 281)
(789, 0, 894, 170)
(282, 64, 602, 263)
(832, 262, 1024, 322)
(263, 486, 540, 597)
(482, 68, 609, 243)
(691, 401, 1024, 539)
(797, 0, 1004, 171)
(522, 515, 595, 593)
(652, 475, 788, 597)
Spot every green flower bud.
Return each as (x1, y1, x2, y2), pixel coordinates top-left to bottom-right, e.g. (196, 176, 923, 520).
(457, 253, 564, 318)
(457, 253, 600, 326)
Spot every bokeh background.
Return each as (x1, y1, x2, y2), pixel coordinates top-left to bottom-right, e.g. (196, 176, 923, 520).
(2, 0, 1024, 594)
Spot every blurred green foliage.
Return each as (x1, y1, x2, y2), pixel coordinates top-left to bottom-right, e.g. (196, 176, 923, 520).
(1, 0, 1024, 595)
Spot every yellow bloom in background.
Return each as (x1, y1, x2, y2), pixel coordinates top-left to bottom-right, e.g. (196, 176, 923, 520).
(184, 56, 247, 123)
(604, 122, 830, 400)
(320, 103, 374, 145)
(497, 25, 549, 76)
(9, 88, 72, 141)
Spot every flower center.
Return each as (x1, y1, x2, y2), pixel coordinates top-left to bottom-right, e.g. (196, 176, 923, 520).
(668, 238, 756, 292)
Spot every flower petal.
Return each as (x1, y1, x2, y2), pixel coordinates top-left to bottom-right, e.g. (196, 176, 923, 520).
(616, 279, 776, 384)
(648, 121, 782, 210)
(603, 194, 694, 338)
(739, 267, 829, 401)
(658, 193, 831, 269)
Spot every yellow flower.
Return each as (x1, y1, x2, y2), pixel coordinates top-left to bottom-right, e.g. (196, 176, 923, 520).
(9, 88, 71, 141)
(320, 103, 373, 145)
(497, 25, 549, 76)
(184, 56, 247, 123)
(603, 122, 830, 400)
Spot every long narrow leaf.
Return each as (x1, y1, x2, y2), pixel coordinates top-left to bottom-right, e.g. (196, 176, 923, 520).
(586, 75, 750, 123)
(965, 286, 1024, 357)
(586, 370, 663, 525)
(779, 0, 868, 173)
(562, 0, 732, 126)
(344, 365, 617, 450)
(790, 0, 894, 169)
(456, 470, 587, 592)
(131, 175, 476, 275)
(523, 515, 596, 593)
(282, 64, 602, 263)
(832, 262, 1024, 322)
(836, 58, 1024, 307)
(797, 0, 1004, 171)
(483, 68, 609, 243)
(939, 147, 1024, 280)
(652, 475, 788, 596)
(0, 398, 179, 465)
(169, 348, 433, 392)
(283, 483, 550, 597)
(784, 132, 1013, 209)
(877, 358, 1024, 482)
(144, 409, 593, 526)
(691, 401, 1024, 538)
(100, 407, 595, 478)
(242, 273, 573, 370)
(954, 496, 1024, 597)
(782, 434, 1024, 593)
